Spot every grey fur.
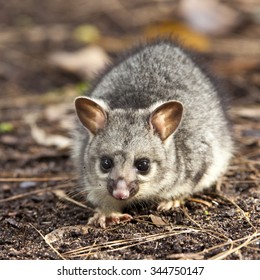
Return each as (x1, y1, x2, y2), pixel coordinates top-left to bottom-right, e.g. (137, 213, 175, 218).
(72, 41, 233, 224)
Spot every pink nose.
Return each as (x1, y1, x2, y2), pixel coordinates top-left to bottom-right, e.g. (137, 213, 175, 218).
(112, 179, 130, 200)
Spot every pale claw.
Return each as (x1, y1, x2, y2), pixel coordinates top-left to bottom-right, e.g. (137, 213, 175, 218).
(157, 200, 181, 211)
(88, 212, 133, 228)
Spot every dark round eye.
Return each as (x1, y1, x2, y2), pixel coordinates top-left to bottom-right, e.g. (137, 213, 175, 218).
(135, 158, 150, 174)
(100, 157, 113, 172)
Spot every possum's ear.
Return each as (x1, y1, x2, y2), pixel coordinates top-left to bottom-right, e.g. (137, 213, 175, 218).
(149, 101, 183, 141)
(75, 97, 107, 135)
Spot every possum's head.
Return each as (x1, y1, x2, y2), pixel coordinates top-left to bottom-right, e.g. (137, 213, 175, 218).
(74, 96, 183, 206)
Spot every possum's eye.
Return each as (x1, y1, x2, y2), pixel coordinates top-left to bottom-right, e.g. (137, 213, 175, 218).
(100, 157, 113, 172)
(135, 158, 150, 174)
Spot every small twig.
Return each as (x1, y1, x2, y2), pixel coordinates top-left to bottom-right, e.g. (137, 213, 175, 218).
(0, 176, 75, 182)
(187, 197, 212, 207)
(0, 182, 72, 203)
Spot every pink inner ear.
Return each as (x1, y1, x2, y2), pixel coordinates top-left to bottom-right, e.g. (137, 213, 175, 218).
(150, 101, 183, 141)
(151, 111, 167, 137)
(75, 97, 107, 135)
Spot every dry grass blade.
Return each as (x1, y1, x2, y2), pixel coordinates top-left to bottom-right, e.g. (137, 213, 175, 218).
(187, 197, 212, 207)
(0, 189, 52, 203)
(182, 206, 203, 229)
(30, 223, 66, 260)
(214, 193, 257, 231)
(53, 189, 93, 210)
(182, 192, 260, 259)
(209, 232, 260, 260)
(106, 230, 197, 253)
(62, 223, 257, 259)
(168, 233, 260, 260)
(0, 181, 73, 203)
(182, 206, 235, 242)
(62, 228, 199, 258)
(0, 176, 73, 182)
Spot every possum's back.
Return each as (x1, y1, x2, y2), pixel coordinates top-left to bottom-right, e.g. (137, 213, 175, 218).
(90, 42, 220, 113)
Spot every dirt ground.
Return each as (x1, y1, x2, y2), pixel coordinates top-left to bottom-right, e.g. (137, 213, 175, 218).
(0, 0, 259, 260)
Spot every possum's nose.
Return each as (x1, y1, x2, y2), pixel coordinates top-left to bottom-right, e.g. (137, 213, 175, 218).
(113, 179, 129, 200)
(107, 178, 139, 200)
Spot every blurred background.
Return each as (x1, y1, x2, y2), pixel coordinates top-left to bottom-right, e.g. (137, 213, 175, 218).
(0, 0, 260, 261)
(0, 0, 259, 174)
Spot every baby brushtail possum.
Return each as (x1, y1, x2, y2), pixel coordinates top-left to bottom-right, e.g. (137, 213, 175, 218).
(72, 41, 233, 228)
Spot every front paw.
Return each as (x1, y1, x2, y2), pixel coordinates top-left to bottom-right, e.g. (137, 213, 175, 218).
(157, 199, 182, 211)
(88, 211, 133, 228)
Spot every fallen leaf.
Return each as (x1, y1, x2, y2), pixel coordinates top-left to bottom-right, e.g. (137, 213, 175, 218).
(44, 103, 75, 130)
(25, 113, 71, 150)
(149, 214, 168, 227)
(144, 21, 211, 52)
(45, 225, 90, 244)
(179, 0, 242, 36)
(30, 122, 71, 149)
(49, 46, 110, 80)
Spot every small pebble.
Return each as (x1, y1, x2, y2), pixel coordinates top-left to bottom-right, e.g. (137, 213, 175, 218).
(19, 181, 37, 189)
(6, 218, 20, 228)
(225, 209, 236, 217)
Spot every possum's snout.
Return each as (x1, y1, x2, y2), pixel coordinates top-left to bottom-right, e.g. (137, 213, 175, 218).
(107, 178, 139, 200)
